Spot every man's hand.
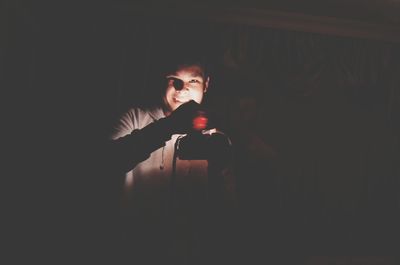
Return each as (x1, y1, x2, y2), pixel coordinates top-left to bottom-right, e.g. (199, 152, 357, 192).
(165, 100, 205, 134)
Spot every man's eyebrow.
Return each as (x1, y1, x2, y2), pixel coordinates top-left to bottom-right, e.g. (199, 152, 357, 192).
(189, 75, 202, 78)
(166, 73, 203, 78)
(188, 71, 204, 78)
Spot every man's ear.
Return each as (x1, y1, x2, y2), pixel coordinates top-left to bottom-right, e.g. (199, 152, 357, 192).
(204, 77, 210, 93)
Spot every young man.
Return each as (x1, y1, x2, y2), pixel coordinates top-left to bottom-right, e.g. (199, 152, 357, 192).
(108, 54, 235, 264)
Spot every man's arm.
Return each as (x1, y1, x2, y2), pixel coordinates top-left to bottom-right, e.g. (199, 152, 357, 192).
(106, 101, 203, 173)
(107, 119, 173, 173)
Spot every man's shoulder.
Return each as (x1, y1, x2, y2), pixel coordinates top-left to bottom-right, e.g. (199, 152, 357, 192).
(123, 105, 165, 122)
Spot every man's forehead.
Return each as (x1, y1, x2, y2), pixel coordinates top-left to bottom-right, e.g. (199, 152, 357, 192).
(168, 65, 205, 77)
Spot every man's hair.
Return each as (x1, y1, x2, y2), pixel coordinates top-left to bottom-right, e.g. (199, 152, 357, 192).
(158, 50, 211, 79)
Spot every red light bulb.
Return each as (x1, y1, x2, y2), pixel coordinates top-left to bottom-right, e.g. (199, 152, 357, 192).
(192, 112, 208, 130)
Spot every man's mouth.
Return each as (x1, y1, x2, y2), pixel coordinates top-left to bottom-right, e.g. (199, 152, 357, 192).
(173, 97, 188, 103)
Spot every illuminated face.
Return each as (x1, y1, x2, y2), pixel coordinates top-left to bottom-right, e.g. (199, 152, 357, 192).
(163, 65, 209, 114)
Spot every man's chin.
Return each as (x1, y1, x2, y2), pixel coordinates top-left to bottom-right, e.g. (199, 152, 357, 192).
(174, 100, 188, 108)
(170, 98, 195, 111)
(168, 102, 182, 112)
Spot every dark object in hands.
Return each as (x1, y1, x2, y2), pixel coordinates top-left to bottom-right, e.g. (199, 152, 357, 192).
(177, 131, 232, 165)
(166, 100, 204, 134)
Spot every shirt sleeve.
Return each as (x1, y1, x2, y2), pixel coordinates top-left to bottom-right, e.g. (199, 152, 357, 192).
(106, 109, 172, 173)
(109, 110, 135, 140)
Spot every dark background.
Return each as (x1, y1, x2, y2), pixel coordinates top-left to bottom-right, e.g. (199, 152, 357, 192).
(4, 1, 400, 264)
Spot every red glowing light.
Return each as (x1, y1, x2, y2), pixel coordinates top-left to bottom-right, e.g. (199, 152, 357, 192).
(193, 114, 208, 130)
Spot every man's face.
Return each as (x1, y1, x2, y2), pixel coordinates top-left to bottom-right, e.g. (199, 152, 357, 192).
(163, 65, 209, 113)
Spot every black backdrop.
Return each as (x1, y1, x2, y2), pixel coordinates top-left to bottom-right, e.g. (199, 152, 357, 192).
(4, 1, 400, 264)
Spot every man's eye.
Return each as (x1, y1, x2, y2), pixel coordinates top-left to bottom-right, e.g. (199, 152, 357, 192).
(167, 78, 180, 85)
(189, 79, 200, 84)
